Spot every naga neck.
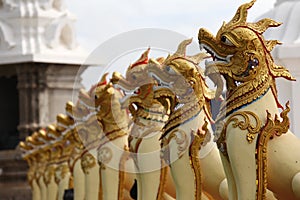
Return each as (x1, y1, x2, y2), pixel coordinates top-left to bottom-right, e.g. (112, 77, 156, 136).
(162, 92, 207, 138)
(100, 97, 129, 134)
(217, 72, 281, 122)
(130, 84, 169, 124)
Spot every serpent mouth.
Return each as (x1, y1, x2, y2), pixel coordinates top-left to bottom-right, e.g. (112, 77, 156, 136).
(113, 84, 140, 108)
(199, 43, 245, 94)
(149, 72, 174, 90)
(111, 72, 140, 106)
(199, 43, 232, 66)
(150, 71, 196, 104)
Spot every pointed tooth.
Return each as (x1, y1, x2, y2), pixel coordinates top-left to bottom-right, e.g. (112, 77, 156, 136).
(226, 55, 233, 62)
(205, 60, 209, 66)
(235, 81, 241, 86)
(199, 44, 203, 51)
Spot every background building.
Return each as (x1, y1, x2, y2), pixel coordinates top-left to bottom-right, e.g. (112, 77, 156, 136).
(0, 0, 87, 198)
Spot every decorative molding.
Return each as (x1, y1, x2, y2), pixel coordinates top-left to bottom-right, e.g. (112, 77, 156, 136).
(0, 0, 87, 65)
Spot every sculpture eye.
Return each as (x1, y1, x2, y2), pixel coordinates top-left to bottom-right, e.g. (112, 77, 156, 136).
(221, 36, 226, 42)
(165, 65, 176, 75)
(248, 58, 259, 69)
(221, 35, 234, 46)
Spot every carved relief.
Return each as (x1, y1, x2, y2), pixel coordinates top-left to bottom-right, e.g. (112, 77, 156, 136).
(81, 152, 96, 175)
(55, 163, 70, 184)
(97, 146, 113, 166)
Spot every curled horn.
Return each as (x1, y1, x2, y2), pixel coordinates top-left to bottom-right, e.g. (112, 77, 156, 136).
(205, 65, 224, 99)
(130, 47, 150, 68)
(249, 18, 282, 34)
(228, 0, 256, 26)
(97, 72, 109, 87)
(174, 38, 193, 56)
(88, 72, 110, 96)
(190, 52, 210, 64)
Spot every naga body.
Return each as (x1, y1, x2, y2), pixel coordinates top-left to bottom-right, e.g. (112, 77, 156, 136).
(148, 39, 228, 200)
(112, 49, 175, 200)
(77, 74, 133, 200)
(199, 1, 300, 199)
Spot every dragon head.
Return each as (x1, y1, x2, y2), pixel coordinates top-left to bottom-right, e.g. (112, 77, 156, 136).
(91, 73, 118, 118)
(198, 0, 295, 101)
(148, 38, 215, 106)
(93, 73, 129, 132)
(111, 48, 152, 89)
(112, 49, 170, 123)
(111, 48, 160, 108)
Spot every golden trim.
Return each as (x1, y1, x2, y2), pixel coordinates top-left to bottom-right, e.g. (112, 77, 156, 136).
(199, 1, 295, 119)
(97, 129, 128, 150)
(54, 163, 70, 184)
(44, 164, 56, 185)
(129, 126, 162, 153)
(118, 146, 130, 200)
(162, 99, 203, 139)
(189, 122, 208, 200)
(68, 147, 82, 175)
(256, 103, 290, 199)
(216, 77, 271, 122)
(69, 175, 74, 189)
(216, 111, 261, 158)
(157, 164, 168, 200)
(164, 129, 189, 158)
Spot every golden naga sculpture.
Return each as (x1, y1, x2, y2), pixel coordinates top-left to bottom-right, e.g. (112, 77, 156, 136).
(91, 73, 133, 200)
(20, 138, 44, 200)
(111, 49, 175, 200)
(74, 88, 102, 200)
(198, 0, 300, 199)
(147, 38, 228, 200)
(57, 103, 86, 200)
(20, 124, 74, 200)
(59, 74, 133, 200)
(43, 125, 73, 200)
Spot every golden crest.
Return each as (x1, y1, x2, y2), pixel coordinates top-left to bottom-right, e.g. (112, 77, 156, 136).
(198, 0, 296, 120)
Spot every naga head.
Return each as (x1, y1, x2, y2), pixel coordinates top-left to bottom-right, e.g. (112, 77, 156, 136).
(93, 73, 129, 131)
(198, 0, 295, 99)
(92, 73, 115, 108)
(148, 38, 215, 105)
(111, 49, 170, 122)
(111, 48, 159, 108)
(111, 48, 152, 89)
(90, 73, 121, 119)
